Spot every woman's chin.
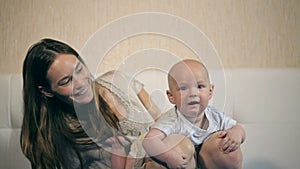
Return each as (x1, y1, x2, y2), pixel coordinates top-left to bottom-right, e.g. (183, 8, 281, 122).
(72, 91, 94, 104)
(76, 98, 93, 104)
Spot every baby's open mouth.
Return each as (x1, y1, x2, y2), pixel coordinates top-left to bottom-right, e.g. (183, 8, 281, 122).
(188, 101, 200, 105)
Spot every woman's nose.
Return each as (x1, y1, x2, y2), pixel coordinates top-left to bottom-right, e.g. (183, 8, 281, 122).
(73, 75, 85, 90)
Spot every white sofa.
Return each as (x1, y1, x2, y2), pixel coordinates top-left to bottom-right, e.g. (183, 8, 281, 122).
(1, 68, 300, 169)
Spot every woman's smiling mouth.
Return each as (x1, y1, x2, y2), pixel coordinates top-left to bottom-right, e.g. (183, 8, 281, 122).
(74, 87, 89, 97)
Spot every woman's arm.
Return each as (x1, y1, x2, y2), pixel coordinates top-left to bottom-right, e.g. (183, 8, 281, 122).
(137, 88, 161, 121)
(106, 137, 127, 169)
(111, 149, 126, 169)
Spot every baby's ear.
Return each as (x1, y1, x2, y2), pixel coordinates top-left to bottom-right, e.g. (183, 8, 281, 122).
(209, 84, 214, 99)
(166, 90, 175, 104)
(38, 86, 54, 98)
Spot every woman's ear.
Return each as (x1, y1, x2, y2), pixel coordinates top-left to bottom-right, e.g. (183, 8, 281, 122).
(166, 90, 175, 104)
(38, 86, 54, 98)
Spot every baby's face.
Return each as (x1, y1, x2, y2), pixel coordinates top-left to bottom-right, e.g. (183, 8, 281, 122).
(167, 61, 213, 119)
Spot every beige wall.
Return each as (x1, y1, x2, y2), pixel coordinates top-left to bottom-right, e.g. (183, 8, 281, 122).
(0, 0, 299, 73)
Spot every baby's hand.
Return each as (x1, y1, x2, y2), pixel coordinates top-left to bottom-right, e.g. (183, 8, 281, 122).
(218, 130, 242, 154)
(165, 149, 188, 169)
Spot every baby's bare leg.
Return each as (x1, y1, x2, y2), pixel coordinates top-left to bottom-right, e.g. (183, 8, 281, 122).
(199, 131, 243, 169)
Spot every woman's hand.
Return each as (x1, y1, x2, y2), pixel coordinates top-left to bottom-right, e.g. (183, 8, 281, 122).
(105, 136, 129, 169)
(105, 136, 130, 156)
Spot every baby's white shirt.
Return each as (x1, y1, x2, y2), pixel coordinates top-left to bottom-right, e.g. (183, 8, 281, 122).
(152, 106, 237, 145)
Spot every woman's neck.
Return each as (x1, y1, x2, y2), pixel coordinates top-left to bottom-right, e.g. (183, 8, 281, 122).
(73, 99, 97, 119)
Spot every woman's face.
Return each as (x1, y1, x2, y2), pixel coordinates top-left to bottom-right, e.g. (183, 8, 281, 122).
(46, 54, 93, 104)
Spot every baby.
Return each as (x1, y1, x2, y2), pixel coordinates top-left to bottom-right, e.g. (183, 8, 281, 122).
(143, 59, 245, 169)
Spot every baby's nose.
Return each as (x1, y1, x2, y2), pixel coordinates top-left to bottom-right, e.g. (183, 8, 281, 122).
(189, 87, 198, 96)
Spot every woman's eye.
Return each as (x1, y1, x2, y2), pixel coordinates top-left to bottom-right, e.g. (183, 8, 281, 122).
(75, 65, 83, 73)
(59, 77, 72, 86)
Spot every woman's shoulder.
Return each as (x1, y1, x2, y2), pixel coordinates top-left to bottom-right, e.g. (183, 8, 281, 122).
(95, 71, 113, 86)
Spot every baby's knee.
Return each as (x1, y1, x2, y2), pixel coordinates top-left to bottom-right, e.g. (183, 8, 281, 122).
(163, 134, 196, 169)
(224, 148, 243, 169)
(200, 132, 243, 169)
(163, 134, 194, 159)
(175, 136, 196, 169)
(199, 149, 243, 169)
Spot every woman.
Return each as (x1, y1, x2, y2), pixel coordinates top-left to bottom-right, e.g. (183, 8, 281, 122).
(20, 38, 128, 169)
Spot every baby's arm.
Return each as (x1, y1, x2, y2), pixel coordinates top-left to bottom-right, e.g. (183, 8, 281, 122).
(143, 128, 189, 168)
(219, 124, 246, 153)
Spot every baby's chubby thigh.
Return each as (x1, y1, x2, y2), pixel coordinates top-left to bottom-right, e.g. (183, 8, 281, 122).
(199, 131, 243, 169)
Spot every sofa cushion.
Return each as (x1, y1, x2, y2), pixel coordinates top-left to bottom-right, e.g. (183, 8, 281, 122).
(0, 69, 299, 169)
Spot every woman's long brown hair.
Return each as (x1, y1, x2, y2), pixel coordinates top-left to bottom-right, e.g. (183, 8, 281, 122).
(21, 38, 120, 169)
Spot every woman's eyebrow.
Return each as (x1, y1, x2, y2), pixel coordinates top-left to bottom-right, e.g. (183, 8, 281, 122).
(75, 61, 81, 70)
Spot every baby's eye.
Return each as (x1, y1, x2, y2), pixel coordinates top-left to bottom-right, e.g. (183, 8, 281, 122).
(179, 86, 188, 91)
(197, 84, 205, 89)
